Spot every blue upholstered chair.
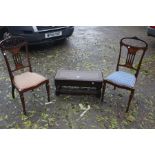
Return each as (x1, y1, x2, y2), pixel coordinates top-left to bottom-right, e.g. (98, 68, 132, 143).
(100, 37, 148, 112)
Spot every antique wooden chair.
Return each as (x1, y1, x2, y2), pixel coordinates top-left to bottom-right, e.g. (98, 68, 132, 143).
(100, 36, 148, 112)
(0, 36, 50, 115)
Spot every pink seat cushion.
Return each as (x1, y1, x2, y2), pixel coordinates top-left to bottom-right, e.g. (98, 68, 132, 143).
(14, 72, 47, 91)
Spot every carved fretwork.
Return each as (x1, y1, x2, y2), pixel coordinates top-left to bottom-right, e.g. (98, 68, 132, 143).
(0, 37, 25, 50)
(0, 36, 32, 73)
(12, 53, 24, 70)
(117, 37, 148, 78)
(125, 46, 137, 68)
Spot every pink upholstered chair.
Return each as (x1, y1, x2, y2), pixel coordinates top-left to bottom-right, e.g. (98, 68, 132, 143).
(0, 36, 50, 115)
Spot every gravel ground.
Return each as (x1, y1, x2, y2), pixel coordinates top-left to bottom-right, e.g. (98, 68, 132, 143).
(0, 26, 155, 129)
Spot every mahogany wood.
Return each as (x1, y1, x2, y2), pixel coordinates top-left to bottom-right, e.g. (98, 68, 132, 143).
(101, 36, 148, 112)
(0, 36, 50, 115)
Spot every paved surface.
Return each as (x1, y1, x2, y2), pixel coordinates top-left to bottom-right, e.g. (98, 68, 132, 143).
(0, 26, 155, 128)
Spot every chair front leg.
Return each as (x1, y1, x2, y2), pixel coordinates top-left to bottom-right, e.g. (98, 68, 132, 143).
(126, 90, 134, 112)
(46, 81, 50, 102)
(100, 81, 106, 103)
(19, 92, 27, 115)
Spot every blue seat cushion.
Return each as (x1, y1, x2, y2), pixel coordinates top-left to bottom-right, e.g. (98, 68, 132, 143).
(105, 71, 136, 88)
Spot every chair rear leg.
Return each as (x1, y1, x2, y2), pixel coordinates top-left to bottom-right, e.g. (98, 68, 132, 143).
(100, 81, 106, 103)
(46, 81, 50, 102)
(19, 92, 27, 115)
(12, 85, 15, 99)
(126, 90, 134, 112)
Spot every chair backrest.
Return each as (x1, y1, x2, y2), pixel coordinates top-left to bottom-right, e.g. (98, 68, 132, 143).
(0, 36, 32, 83)
(116, 36, 148, 78)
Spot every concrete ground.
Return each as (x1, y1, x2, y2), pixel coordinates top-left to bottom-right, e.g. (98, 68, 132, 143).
(0, 26, 155, 128)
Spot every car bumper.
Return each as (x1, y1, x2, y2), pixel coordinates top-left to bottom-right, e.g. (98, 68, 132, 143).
(13, 26, 74, 45)
(147, 27, 155, 37)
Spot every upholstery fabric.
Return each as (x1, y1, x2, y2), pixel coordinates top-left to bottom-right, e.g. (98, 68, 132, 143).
(105, 71, 136, 88)
(14, 72, 47, 91)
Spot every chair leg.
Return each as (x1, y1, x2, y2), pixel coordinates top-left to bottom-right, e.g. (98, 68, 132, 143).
(12, 85, 15, 99)
(46, 81, 50, 102)
(100, 81, 106, 103)
(19, 92, 27, 115)
(126, 90, 134, 112)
